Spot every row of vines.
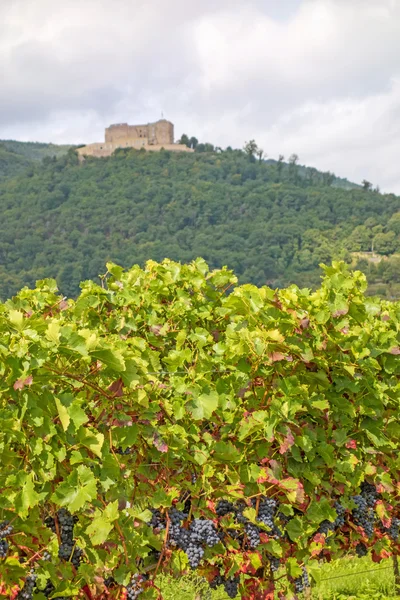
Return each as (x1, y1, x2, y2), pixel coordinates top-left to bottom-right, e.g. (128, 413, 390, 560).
(0, 258, 398, 599)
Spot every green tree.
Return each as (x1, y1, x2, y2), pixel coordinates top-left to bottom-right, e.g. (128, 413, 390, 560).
(243, 139, 258, 158)
(178, 133, 190, 147)
(373, 231, 397, 255)
(362, 179, 373, 191)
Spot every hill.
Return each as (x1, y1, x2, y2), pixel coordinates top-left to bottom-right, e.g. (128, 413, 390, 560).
(0, 146, 398, 299)
(0, 140, 75, 179)
(0, 139, 75, 162)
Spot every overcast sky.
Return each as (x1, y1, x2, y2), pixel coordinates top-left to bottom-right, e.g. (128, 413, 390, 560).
(2, 0, 400, 192)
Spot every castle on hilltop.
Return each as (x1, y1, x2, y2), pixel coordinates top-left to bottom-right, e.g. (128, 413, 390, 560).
(77, 118, 193, 158)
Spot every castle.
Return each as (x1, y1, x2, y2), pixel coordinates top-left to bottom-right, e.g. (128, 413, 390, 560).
(76, 118, 193, 158)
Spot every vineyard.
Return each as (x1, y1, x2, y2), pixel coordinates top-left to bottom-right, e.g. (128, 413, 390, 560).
(0, 258, 399, 599)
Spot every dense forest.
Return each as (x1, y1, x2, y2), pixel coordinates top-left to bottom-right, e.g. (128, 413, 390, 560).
(0, 140, 399, 299)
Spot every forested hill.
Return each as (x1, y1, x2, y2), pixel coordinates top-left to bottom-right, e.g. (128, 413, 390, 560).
(0, 146, 399, 299)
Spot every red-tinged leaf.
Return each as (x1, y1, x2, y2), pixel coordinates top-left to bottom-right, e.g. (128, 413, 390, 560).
(269, 352, 286, 362)
(269, 459, 280, 472)
(345, 439, 357, 449)
(206, 500, 216, 513)
(59, 299, 69, 311)
(285, 355, 293, 362)
(300, 318, 310, 329)
(108, 378, 124, 397)
(313, 533, 326, 545)
(389, 346, 400, 355)
(242, 578, 275, 600)
(371, 549, 390, 563)
(332, 308, 348, 317)
(279, 427, 295, 454)
(257, 469, 269, 484)
(13, 375, 33, 390)
(381, 313, 390, 321)
(279, 478, 305, 504)
(150, 324, 163, 336)
(153, 434, 168, 453)
(376, 500, 391, 528)
(341, 327, 349, 334)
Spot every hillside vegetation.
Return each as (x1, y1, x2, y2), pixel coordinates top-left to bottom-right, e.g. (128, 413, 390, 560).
(0, 145, 399, 299)
(0, 140, 74, 179)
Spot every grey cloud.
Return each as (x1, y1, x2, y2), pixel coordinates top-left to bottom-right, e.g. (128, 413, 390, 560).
(1, 0, 400, 191)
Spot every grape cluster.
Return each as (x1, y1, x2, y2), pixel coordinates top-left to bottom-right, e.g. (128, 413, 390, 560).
(318, 502, 346, 536)
(294, 567, 310, 594)
(267, 554, 280, 572)
(333, 502, 346, 528)
(126, 574, 143, 600)
(173, 516, 219, 569)
(352, 495, 374, 538)
(17, 571, 37, 600)
(389, 518, 400, 541)
(104, 576, 117, 588)
(355, 542, 368, 558)
(41, 551, 52, 562)
(0, 520, 13, 538)
(256, 497, 277, 528)
(224, 576, 240, 599)
(190, 519, 220, 547)
(216, 500, 235, 517)
(169, 509, 188, 545)
(181, 519, 219, 568)
(45, 509, 83, 568)
(361, 482, 379, 507)
(244, 523, 260, 549)
(147, 509, 166, 531)
(115, 446, 132, 455)
(209, 575, 239, 598)
(0, 519, 12, 558)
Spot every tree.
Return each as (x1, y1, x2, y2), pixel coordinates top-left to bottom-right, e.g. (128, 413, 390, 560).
(373, 231, 397, 255)
(256, 147, 265, 162)
(178, 133, 190, 147)
(189, 136, 198, 149)
(243, 139, 258, 158)
(288, 153, 299, 183)
(362, 179, 373, 191)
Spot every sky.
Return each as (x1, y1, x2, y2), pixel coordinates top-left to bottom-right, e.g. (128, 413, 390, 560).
(1, 0, 400, 192)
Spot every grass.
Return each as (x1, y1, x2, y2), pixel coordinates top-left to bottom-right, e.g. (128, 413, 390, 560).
(156, 555, 398, 599)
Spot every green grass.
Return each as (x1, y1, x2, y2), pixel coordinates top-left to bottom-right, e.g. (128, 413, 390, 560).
(156, 555, 398, 599)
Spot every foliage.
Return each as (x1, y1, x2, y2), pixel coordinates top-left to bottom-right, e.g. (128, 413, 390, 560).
(0, 139, 74, 162)
(0, 259, 399, 599)
(0, 146, 399, 300)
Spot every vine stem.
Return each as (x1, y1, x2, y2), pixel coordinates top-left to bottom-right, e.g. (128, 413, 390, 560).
(44, 364, 114, 400)
(154, 515, 170, 578)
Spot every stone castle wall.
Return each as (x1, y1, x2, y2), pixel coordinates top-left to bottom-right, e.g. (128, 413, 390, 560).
(78, 119, 187, 158)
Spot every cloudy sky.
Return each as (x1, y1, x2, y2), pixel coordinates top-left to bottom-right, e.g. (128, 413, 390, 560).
(2, 0, 400, 191)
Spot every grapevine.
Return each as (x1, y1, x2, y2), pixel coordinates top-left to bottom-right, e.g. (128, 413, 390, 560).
(0, 258, 397, 598)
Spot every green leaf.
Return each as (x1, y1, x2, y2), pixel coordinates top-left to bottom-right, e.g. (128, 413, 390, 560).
(15, 472, 43, 518)
(86, 516, 114, 546)
(286, 557, 303, 578)
(69, 401, 89, 429)
(188, 391, 219, 420)
(91, 348, 126, 371)
(286, 516, 304, 541)
(55, 397, 70, 432)
(78, 428, 104, 459)
(52, 465, 97, 512)
(213, 441, 241, 463)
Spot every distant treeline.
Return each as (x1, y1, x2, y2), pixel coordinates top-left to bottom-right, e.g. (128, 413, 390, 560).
(0, 141, 398, 299)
